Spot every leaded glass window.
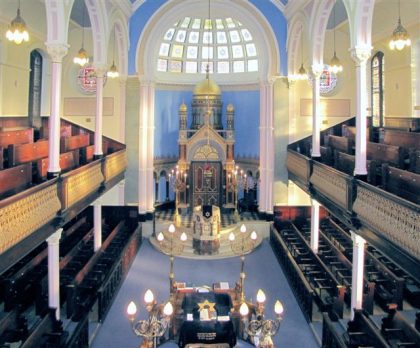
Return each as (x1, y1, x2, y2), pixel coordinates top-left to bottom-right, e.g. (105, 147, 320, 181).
(371, 52, 385, 127)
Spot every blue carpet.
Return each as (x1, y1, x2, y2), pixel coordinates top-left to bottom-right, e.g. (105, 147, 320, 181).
(91, 239, 320, 348)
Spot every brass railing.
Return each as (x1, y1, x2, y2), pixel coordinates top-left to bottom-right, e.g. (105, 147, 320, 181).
(0, 180, 61, 254)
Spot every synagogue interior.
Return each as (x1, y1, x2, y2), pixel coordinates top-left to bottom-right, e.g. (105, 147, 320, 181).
(0, 0, 419, 347)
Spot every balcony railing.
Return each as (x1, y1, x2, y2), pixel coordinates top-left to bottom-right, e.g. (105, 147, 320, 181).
(286, 149, 420, 262)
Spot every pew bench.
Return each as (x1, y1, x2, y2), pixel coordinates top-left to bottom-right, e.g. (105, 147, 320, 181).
(381, 164, 420, 204)
(0, 128, 34, 149)
(380, 129, 420, 151)
(325, 135, 354, 154)
(60, 134, 90, 153)
(367, 142, 407, 169)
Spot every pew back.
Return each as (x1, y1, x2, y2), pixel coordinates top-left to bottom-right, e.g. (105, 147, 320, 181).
(0, 128, 33, 148)
(0, 163, 32, 198)
(381, 164, 420, 204)
(325, 135, 354, 154)
(8, 140, 49, 166)
(367, 142, 405, 168)
(60, 134, 90, 153)
(380, 129, 420, 150)
(37, 151, 79, 180)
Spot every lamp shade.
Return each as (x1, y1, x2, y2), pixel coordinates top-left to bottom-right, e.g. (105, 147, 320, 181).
(168, 224, 176, 233)
(127, 301, 137, 318)
(239, 302, 249, 316)
(157, 232, 164, 242)
(6, 8, 29, 45)
(163, 301, 174, 316)
(274, 300, 284, 315)
(229, 232, 235, 242)
(240, 224, 246, 233)
(329, 52, 343, 74)
(389, 20, 411, 50)
(107, 61, 119, 78)
(250, 231, 257, 241)
(144, 289, 154, 304)
(180, 232, 187, 242)
(256, 289, 266, 304)
(73, 47, 89, 67)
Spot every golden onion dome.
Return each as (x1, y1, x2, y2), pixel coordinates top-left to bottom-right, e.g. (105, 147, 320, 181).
(227, 103, 234, 112)
(179, 102, 187, 112)
(193, 78, 221, 96)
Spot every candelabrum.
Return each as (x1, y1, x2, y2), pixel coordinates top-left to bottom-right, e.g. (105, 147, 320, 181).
(239, 289, 284, 348)
(228, 224, 257, 301)
(228, 166, 258, 214)
(157, 223, 187, 294)
(127, 289, 174, 348)
(168, 166, 188, 224)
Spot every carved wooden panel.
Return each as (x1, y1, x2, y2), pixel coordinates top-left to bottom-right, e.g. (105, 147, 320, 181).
(286, 151, 310, 183)
(104, 150, 127, 182)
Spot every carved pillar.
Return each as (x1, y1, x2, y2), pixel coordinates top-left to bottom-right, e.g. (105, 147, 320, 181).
(310, 66, 323, 157)
(47, 228, 63, 320)
(119, 75, 127, 143)
(45, 43, 68, 178)
(259, 79, 275, 214)
(310, 199, 320, 253)
(94, 204, 102, 252)
(138, 76, 155, 216)
(351, 231, 366, 320)
(350, 47, 372, 176)
(94, 66, 107, 158)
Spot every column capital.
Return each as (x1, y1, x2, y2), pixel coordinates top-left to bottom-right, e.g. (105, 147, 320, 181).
(310, 63, 323, 79)
(349, 46, 372, 66)
(94, 64, 108, 77)
(351, 230, 366, 246)
(45, 42, 69, 63)
(47, 228, 63, 246)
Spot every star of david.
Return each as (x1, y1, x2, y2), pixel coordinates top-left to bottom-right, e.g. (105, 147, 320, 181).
(197, 299, 216, 312)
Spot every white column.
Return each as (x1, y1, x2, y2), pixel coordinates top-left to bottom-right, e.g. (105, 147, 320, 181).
(258, 79, 274, 214)
(94, 204, 102, 251)
(310, 199, 320, 253)
(118, 180, 125, 205)
(350, 47, 371, 176)
(311, 65, 322, 157)
(138, 76, 155, 216)
(94, 66, 106, 157)
(47, 228, 63, 320)
(119, 75, 127, 143)
(351, 231, 366, 320)
(288, 79, 297, 143)
(45, 43, 68, 177)
(146, 82, 155, 214)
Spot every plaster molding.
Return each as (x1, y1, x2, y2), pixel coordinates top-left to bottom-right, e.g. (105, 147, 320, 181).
(45, 42, 69, 62)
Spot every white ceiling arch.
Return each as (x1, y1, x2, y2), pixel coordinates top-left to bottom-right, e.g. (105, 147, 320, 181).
(287, 12, 308, 75)
(135, 0, 280, 85)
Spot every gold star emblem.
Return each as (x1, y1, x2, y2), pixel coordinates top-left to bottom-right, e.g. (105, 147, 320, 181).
(197, 299, 216, 312)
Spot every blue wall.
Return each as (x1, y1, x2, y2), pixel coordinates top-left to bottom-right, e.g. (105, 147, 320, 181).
(154, 90, 260, 158)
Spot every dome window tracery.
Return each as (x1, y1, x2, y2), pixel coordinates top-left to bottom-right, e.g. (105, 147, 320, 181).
(156, 17, 259, 75)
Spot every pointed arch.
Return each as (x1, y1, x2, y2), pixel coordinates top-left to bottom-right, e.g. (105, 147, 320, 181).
(85, 0, 109, 66)
(44, 0, 74, 44)
(109, 9, 129, 76)
(287, 12, 308, 75)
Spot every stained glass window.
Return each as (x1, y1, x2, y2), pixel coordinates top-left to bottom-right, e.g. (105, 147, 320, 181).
(308, 65, 338, 95)
(156, 17, 259, 74)
(371, 52, 385, 127)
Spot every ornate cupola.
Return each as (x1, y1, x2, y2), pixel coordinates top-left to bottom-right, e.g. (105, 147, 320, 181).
(191, 76, 223, 130)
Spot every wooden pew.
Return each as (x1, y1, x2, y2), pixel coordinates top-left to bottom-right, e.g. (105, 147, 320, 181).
(0, 128, 34, 148)
(346, 310, 391, 348)
(380, 129, 420, 150)
(325, 135, 354, 154)
(333, 151, 377, 184)
(7, 140, 49, 167)
(367, 142, 406, 168)
(409, 150, 420, 174)
(341, 125, 370, 141)
(36, 151, 79, 180)
(60, 134, 90, 153)
(80, 145, 94, 164)
(40, 123, 72, 139)
(381, 305, 420, 347)
(0, 163, 32, 198)
(381, 164, 420, 204)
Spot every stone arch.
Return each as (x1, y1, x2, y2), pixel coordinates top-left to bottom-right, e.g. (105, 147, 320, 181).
(135, 0, 280, 84)
(352, 0, 375, 48)
(108, 9, 129, 76)
(85, 0, 109, 66)
(309, 0, 354, 68)
(287, 13, 308, 75)
(44, 0, 74, 44)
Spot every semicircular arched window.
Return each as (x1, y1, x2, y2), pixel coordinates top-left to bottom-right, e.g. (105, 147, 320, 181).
(156, 17, 259, 74)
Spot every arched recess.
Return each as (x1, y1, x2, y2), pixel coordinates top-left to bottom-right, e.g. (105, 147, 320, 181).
(287, 13, 308, 75)
(309, 0, 354, 67)
(44, 0, 74, 44)
(85, 0, 109, 66)
(108, 9, 129, 76)
(135, 0, 280, 85)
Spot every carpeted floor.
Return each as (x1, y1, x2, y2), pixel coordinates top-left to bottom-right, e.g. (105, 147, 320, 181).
(91, 238, 320, 348)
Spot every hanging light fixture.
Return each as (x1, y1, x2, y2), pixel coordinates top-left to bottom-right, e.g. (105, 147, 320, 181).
(389, 0, 411, 51)
(73, 7, 89, 66)
(107, 26, 119, 78)
(6, 0, 29, 45)
(328, 1, 343, 74)
(296, 29, 308, 80)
